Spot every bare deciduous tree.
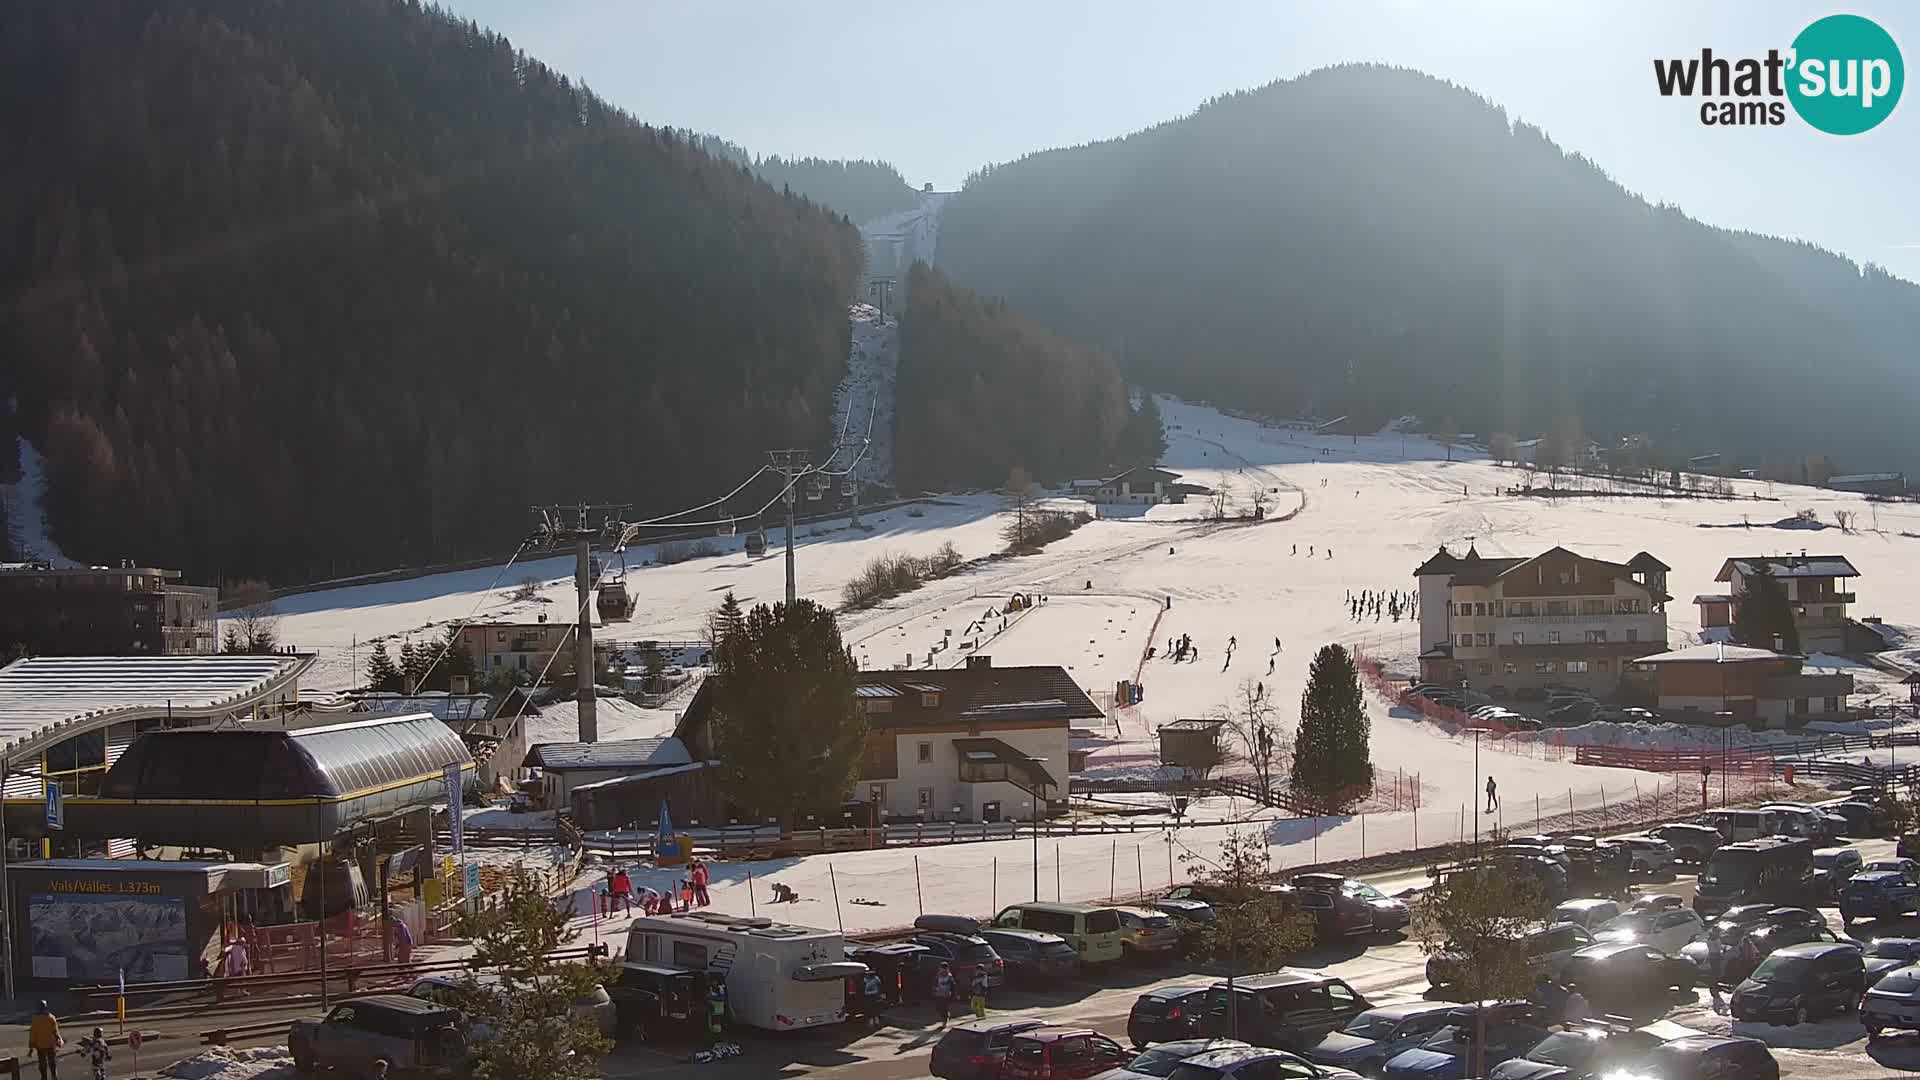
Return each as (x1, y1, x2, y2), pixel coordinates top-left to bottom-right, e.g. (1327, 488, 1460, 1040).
(1209, 480, 1233, 521)
(1220, 677, 1286, 799)
(221, 579, 279, 654)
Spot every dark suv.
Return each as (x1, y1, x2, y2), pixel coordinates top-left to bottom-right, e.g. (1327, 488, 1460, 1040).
(931, 1018, 1050, 1080)
(1840, 870, 1920, 924)
(1196, 970, 1371, 1051)
(605, 962, 708, 1042)
(1731, 942, 1867, 1026)
(1126, 984, 1210, 1047)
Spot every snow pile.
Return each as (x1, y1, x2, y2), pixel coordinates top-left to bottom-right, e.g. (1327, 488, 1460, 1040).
(0, 437, 77, 566)
(161, 1045, 296, 1080)
(523, 696, 679, 745)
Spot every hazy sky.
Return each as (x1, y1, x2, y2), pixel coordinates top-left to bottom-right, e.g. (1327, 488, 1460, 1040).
(441, 1, 1919, 281)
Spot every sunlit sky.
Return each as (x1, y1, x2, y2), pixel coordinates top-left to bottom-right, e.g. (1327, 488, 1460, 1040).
(441, 1, 1919, 281)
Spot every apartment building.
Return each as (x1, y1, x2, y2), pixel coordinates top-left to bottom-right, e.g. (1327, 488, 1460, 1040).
(1698, 553, 1861, 654)
(1414, 545, 1670, 696)
(0, 561, 218, 658)
(1633, 642, 1853, 728)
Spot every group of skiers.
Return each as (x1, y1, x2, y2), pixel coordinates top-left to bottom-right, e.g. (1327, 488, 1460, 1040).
(606, 859, 713, 915)
(1290, 543, 1333, 558)
(929, 960, 994, 1023)
(1348, 588, 1418, 623)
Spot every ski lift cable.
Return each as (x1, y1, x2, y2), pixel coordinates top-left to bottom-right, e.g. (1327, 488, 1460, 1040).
(406, 538, 533, 695)
(483, 547, 625, 727)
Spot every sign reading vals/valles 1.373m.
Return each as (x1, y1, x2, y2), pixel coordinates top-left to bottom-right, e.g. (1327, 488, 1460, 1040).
(1654, 13, 1904, 133)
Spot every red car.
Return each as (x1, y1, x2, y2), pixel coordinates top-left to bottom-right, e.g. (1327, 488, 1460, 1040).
(1001, 1027, 1132, 1079)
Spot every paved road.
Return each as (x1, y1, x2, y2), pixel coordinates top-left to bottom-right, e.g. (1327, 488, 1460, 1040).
(27, 839, 1920, 1077)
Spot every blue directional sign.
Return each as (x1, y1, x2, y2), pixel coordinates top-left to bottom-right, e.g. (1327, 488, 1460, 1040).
(45, 785, 63, 831)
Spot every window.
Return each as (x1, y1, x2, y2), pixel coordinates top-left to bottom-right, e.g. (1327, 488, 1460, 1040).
(1476, 633, 1491, 647)
(920, 692, 942, 708)
(1458, 634, 1472, 648)
(1511, 632, 1525, 645)
(1533, 661, 1550, 674)
(1504, 662, 1518, 675)
(917, 787, 934, 809)
(1491, 602, 1503, 617)
(1547, 631, 1561, 645)
(671, 940, 709, 969)
(1825, 696, 1840, 712)
(1824, 606, 1841, 617)
(1793, 698, 1808, 714)
(1626, 628, 1639, 643)
(917, 742, 932, 763)
(1477, 663, 1492, 675)
(1475, 603, 1487, 617)
(1510, 601, 1536, 616)
(1565, 661, 1588, 673)
(1596, 659, 1610, 672)
(495, 630, 506, 643)
(1547, 600, 1570, 615)
(1581, 598, 1606, 615)
(1585, 630, 1607, 643)
(1558, 572, 1571, 585)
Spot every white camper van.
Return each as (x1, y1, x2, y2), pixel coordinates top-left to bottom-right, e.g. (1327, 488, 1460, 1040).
(624, 911, 850, 1031)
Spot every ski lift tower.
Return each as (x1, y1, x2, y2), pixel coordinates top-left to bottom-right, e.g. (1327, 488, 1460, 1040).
(766, 450, 812, 606)
(529, 502, 630, 743)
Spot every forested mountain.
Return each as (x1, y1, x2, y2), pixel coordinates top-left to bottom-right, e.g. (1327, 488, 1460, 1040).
(934, 64, 1920, 474)
(692, 135, 920, 226)
(0, 0, 862, 585)
(895, 263, 1159, 493)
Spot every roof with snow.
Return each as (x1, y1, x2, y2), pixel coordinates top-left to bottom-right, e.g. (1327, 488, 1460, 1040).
(1417, 544, 1668, 595)
(1828, 473, 1903, 485)
(1692, 594, 1734, 604)
(0, 654, 313, 757)
(1716, 555, 1860, 581)
(1634, 643, 1802, 664)
(522, 736, 693, 771)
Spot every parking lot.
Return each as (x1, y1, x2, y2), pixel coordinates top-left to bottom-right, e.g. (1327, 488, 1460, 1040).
(562, 832, 1920, 1078)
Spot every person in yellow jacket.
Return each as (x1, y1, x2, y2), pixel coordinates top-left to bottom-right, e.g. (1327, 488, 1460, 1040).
(28, 1000, 62, 1080)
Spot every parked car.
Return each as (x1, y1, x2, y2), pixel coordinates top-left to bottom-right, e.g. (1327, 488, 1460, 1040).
(1619, 1035, 1778, 1080)
(917, 913, 985, 935)
(1293, 873, 1411, 934)
(1862, 963, 1920, 1039)
(1485, 853, 1569, 903)
(1152, 897, 1218, 930)
(1302, 1001, 1458, 1077)
(1094, 1039, 1252, 1080)
(1381, 1002, 1549, 1080)
(1901, 831, 1920, 862)
(1700, 809, 1780, 844)
(1865, 857, 1920, 883)
(1861, 938, 1920, 985)
(1551, 899, 1622, 933)
(1840, 870, 1920, 924)
(1645, 823, 1722, 864)
(1429, 923, 1591, 988)
(913, 931, 1007, 989)
(1625, 893, 1685, 912)
(1826, 800, 1890, 838)
(1486, 1022, 1667, 1080)
(994, 902, 1125, 966)
(1161, 1047, 1366, 1079)
(289, 994, 472, 1078)
(1116, 906, 1184, 959)
(604, 962, 708, 1042)
(1812, 846, 1865, 894)
(1763, 805, 1839, 842)
(1739, 917, 1854, 971)
(1127, 985, 1212, 1047)
(1500, 836, 1572, 868)
(1610, 836, 1677, 876)
(978, 929, 1080, 985)
(1196, 970, 1372, 1052)
(1592, 907, 1705, 954)
(1281, 884, 1376, 942)
(846, 941, 933, 1001)
(1730, 942, 1868, 1025)
(1002, 1027, 1132, 1080)
(1558, 943, 1696, 1008)
(1679, 906, 1821, 984)
(931, 1018, 1052, 1080)
(407, 973, 618, 1038)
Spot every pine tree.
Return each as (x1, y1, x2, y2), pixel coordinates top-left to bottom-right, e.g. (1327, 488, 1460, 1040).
(1732, 563, 1800, 654)
(708, 599, 865, 824)
(397, 639, 425, 693)
(367, 641, 402, 693)
(708, 591, 746, 653)
(1293, 643, 1372, 812)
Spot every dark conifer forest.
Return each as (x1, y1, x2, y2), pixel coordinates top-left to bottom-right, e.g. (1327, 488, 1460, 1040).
(0, 0, 862, 583)
(935, 64, 1920, 474)
(693, 136, 922, 226)
(895, 263, 1157, 493)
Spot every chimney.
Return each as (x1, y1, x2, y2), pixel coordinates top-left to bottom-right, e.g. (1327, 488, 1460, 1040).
(966, 655, 992, 670)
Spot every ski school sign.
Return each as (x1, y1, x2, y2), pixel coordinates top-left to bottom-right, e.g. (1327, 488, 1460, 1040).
(1653, 13, 1903, 134)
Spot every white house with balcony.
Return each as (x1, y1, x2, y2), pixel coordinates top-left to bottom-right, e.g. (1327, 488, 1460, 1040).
(1701, 554, 1861, 654)
(1414, 545, 1670, 696)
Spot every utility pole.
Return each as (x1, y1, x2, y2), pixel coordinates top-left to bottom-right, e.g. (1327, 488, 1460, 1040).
(866, 277, 896, 319)
(766, 451, 812, 607)
(530, 503, 630, 743)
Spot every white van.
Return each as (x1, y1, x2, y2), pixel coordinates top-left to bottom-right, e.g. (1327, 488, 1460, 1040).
(1702, 809, 1779, 843)
(624, 912, 847, 1031)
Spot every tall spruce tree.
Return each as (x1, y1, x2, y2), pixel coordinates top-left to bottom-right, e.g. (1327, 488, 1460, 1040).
(1293, 643, 1372, 812)
(708, 591, 746, 652)
(709, 599, 865, 824)
(1732, 563, 1800, 654)
(367, 641, 402, 693)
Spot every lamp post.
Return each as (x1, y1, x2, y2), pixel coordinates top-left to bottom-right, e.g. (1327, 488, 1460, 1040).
(1472, 729, 1483, 857)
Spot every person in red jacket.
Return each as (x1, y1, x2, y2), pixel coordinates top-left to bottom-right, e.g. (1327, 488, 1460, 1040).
(608, 867, 633, 913)
(690, 859, 711, 907)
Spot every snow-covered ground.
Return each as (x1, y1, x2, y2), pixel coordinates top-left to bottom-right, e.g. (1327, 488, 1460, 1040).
(861, 189, 950, 294)
(834, 304, 897, 493)
(161, 1045, 295, 1079)
(1, 436, 77, 565)
(271, 396, 1920, 925)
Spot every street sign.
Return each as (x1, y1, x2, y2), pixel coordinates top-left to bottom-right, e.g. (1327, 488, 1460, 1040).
(128, 1030, 142, 1051)
(463, 862, 482, 899)
(45, 785, 62, 831)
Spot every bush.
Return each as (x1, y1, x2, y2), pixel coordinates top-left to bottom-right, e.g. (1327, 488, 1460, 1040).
(841, 543, 965, 610)
(656, 538, 718, 565)
(1004, 509, 1092, 552)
